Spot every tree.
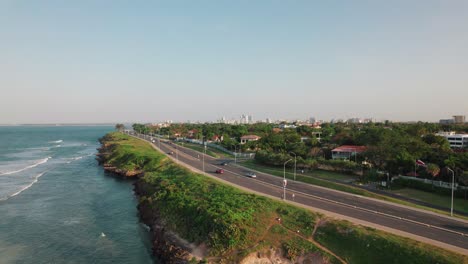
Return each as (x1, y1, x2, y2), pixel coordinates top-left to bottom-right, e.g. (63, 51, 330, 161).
(426, 163, 440, 187)
(132, 123, 150, 134)
(458, 171, 468, 200)
(115, 123, 125, 132)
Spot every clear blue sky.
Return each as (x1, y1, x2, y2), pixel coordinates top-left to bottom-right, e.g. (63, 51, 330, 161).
(1, 1, 467, 124)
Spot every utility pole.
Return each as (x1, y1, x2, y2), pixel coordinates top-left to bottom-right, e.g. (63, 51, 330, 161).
(283, 159, 292, 200)
(448, 168, 455, 216)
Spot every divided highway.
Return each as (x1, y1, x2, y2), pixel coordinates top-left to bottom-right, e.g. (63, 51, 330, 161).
(135, 134, 468, 254)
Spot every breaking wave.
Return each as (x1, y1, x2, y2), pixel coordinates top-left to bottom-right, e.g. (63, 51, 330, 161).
(0, 157, 51, 176)
(6, 171, 47, 200)
(48, 140, 63, 144)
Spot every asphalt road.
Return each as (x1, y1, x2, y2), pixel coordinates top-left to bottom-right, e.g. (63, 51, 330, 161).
(136, 134, 468, 252)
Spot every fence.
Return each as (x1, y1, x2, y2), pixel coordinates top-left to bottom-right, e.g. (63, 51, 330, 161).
(181, 138, 255, 159)
(394, 175, 468, 190)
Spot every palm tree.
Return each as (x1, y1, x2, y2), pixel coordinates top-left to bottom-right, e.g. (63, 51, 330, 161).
(115, 123, 125, 132)
(426, 163, 440, 188)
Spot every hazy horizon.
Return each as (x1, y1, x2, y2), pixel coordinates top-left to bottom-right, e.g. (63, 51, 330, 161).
(2, 1, 467, 124)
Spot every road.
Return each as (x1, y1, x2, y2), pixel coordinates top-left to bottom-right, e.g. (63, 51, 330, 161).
(135, 134, 468, 254)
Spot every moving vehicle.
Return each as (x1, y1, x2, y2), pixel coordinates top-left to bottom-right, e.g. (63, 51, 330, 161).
(216, 169, 224, 174)
(220, 162, 228, 166)
(245, 172, 256, 178)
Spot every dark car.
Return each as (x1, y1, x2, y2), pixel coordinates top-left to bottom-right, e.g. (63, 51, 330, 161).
(215, 169, 224, 174)
(168, 151, 174, 155)
(220, 162, 228, 166)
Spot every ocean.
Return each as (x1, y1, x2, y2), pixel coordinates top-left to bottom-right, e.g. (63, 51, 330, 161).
(0, 126, 154, 264)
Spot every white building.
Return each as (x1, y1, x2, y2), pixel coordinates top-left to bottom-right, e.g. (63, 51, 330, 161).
(436, 132, 468, 148)
(240, 135, 261, 144)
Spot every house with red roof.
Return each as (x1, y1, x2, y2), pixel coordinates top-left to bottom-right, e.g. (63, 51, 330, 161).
(331, 145, 367, 160)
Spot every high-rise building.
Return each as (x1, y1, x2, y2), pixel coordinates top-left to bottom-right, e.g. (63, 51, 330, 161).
(309, 117, 316, 124)
(248, 114, 253, 124)
(453, 115, 466, 124)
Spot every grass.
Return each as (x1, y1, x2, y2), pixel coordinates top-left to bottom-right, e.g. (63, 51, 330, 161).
(315, 219, 467, 264)
(240, 160, 468, 220)
(242, 160, 356, 182)
(101, 132, 468, 263)
(103, 132, 338, 262)
(174, 142, 224, 158)
(391, 188, 468, 215)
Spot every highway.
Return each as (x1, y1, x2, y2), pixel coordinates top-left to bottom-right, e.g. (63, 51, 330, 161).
(135, 134, 468, 253)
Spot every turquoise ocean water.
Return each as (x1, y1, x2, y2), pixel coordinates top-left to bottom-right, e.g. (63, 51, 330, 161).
(0, 126, 154, 263)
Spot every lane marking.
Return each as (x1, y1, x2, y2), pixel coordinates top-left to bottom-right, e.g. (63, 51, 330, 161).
(134, 134, 468, 238)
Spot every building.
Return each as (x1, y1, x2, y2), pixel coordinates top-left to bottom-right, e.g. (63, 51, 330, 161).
(331, 145, 367, 160)
(439, 115, 466, 124)
(240, 135, 261, 144)
(453, 115, 466, 124)
(439, 119, 455, 124)
(312, 131, 322, 142)
(347, 118, 362, 124)
(436, 132, 468, 148)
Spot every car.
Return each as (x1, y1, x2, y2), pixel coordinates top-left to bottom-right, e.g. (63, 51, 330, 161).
(245, 172, 256, 178)
(168, 151, 174, 155)
(215, 169, 224, 174)
(220, 162, 228, 166)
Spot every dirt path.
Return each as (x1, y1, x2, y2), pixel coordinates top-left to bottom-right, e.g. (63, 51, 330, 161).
(131, 134, 468, 256)
(280, 218, 347, 264)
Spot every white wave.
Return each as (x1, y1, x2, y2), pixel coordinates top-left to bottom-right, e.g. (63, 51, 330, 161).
(7, 171, 47, 199)
(63, 218, 81, 226)
(23, 147, 50, 151)
(48, 140, 63, 144)
(0, 157, 51, 176)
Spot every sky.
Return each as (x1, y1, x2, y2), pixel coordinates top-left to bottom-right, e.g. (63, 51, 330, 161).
(1, 0, 467, 124)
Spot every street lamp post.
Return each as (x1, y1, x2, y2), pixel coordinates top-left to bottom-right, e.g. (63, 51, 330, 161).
(386, 173, 390, 189)
(203, 145, 206, 173)
(234, 144, 238, 164)
(289, 152, 297, 181)
(175, 145, 178, 162)
(283, 159, 292, 200)
(448, 168, 455, 216)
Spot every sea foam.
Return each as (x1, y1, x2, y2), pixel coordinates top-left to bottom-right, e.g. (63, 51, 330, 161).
(1, 171, 47, 201)
(48, 140, 63, 144)
(0, 157, 51, 176)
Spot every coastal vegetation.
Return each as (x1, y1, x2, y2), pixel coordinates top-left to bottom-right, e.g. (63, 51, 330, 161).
(99, 132, 467, 263)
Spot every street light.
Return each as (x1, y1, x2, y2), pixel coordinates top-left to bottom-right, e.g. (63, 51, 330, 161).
(234, 144, 238, 164)
(202, 144, 207, 173)
(289, 152, 297, 181)
(448, 168, 455, 216)
(283, 159, 292, 200)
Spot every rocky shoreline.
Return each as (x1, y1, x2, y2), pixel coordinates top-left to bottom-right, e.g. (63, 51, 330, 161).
(95, 135, 342, 264)
(96, 141, 197, 263)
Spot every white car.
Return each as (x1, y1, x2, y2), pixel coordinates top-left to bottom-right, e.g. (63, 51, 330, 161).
(245, 172, 257, 178)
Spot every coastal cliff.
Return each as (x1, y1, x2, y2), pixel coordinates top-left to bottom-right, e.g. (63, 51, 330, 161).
(97, 132, 467, 264)
(96, 133, 334, 263)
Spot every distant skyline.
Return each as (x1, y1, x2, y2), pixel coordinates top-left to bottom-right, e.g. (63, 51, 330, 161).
(1, 1, 468, 124)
